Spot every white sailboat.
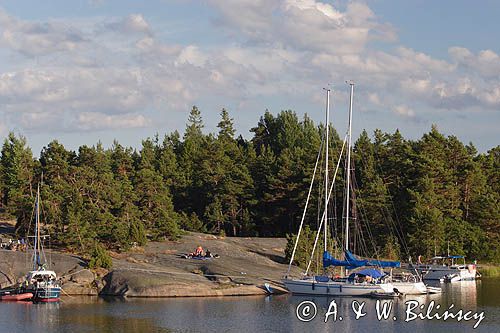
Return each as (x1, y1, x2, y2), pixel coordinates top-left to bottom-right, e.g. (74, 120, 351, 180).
(283, 83, 399, 296)
(23, 184, 61, 302)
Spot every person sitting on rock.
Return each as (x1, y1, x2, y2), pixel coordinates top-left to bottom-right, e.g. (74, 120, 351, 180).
(192, 245, 203, 257)
(205, 249, 212, 258)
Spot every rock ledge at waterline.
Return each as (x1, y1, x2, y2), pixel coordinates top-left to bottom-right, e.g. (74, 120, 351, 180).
(0, 232, 294, 297)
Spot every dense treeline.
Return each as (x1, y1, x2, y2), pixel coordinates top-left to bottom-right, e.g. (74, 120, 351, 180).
(0, 107, 499, 262)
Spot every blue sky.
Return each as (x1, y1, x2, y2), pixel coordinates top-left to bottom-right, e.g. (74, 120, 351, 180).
(0, 0, 499, 154)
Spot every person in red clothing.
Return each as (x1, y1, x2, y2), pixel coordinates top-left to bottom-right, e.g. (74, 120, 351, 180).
(194, 246, 203, 257)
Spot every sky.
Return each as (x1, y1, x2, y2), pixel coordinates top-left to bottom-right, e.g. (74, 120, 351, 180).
(0, 0, 499, 155)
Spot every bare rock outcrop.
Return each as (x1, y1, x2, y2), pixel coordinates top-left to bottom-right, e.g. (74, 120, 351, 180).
(1, 232, 296, 297)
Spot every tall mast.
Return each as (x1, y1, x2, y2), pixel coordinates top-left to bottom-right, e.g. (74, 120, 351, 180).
(34, 184, 41, 270)
(324, 88, 330, 252)
(345, 82, 354, 252)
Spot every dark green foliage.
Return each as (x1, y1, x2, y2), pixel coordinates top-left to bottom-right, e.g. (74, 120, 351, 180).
(382, 234, 401, 260)
(196, 110, 255, 236)
(285, 226, 317, 270)
(178, 212, 206, 232)
(285, 226, 338, 273)
(0, 109, 498, 264)
(88, 242, 113, 269)
(0, 133, 36, 234)
(134, 140, 180, 241)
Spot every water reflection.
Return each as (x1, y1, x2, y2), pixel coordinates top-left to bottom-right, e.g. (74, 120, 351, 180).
(0, 279, 499, 332)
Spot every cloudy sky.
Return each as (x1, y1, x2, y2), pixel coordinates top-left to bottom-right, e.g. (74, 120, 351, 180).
(0, 0, 499, 154)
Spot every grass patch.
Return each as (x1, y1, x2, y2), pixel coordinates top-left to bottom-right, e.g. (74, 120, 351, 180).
(479, 264, 500, 277)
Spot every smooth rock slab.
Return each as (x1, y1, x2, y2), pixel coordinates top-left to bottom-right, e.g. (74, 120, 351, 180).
(70, 269, 95, 284)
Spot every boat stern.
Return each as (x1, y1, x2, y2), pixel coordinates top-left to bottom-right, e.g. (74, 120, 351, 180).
(380, 282, 396, 293)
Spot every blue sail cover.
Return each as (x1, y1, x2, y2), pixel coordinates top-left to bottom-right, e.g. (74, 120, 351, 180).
(344, 250, 400, 268)
(349, 268, 385, 279)
(322, 250, 359, 270)
(323, 250, 400, 269)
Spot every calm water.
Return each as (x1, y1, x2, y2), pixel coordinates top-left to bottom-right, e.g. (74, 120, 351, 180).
(1, 278, 500, 332)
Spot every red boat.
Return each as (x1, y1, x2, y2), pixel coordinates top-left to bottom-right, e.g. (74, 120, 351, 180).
(0, 292, 34, 301)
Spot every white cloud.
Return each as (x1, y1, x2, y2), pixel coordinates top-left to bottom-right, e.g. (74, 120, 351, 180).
(393, 105, 415, 118)
(208, 0, 394, 54)
(368, 93, 382, 106)
(106, 13, 151, 36)
(449, 47, 500, 78)
(204, 0, 500, 117)
(0, 1, 499, 137)
(0, 68, 147, 113)
(0, 61, 199, 133)
(401, 77, 432, 95)
(207, 0, 277, 40)
(283, 0, 345, 22)
(0, 8, 87, 56)
(77, 112, 151, 130)
(175, 45, 207, 67)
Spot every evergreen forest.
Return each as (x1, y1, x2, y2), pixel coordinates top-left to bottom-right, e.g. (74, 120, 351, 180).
(1, 106, 499, 263)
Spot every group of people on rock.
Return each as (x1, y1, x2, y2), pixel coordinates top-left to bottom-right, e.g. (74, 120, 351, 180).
(189, 246, 213, 258)
(0, 238, 27, 251)
(188, 245, 218, 258)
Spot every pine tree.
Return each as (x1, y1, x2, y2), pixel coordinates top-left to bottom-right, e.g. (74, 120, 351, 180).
(469, 146, 500, 260)
(196, 109, 255, 236)
(353, 130, 393, 255)
(110, 142, 145, 248)
(217, 108, 235, 141)
(40, 140, 74, 236)
(408, 176, 445, 257)
(0, 112, 499, 264)
(0, 132, 35, 233)
(177, 106, 206, 215)
(135, 140, 179, 240)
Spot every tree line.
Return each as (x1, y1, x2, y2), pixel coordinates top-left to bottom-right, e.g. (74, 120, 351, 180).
(0, 106, 499, 262)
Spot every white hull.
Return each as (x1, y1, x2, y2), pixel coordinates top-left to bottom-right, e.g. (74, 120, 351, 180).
(416, 265, 477, 281)
(283, 278, 395, 296)
(392, 281, 427, 295)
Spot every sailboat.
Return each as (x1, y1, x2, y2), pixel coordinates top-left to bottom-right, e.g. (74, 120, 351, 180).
(22, 184, 61, 302)
(283, 83, 400, 296)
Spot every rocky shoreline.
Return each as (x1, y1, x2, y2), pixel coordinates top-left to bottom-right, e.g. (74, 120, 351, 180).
(0, 232, 296, 297)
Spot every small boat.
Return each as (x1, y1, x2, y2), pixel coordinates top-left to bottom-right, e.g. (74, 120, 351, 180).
(444, 273, 462, 283)
(263, 283, 275, 294)
(391, 280, 427, 295)
(371, 290, 402, 299)
(426, 286, 442, 294)
(0, 292, 34, 301)
(25, 270, 61, 302)
(413, 255, 478, 282)
(390, 271, 428, 295)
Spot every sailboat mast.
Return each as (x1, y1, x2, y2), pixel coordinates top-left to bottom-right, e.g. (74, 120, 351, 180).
(324, 88, 330, 252)
(33, 184, 41, 270)
(345, 82, 354, 252)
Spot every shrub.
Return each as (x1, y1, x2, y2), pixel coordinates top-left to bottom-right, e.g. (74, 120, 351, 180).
(88, 242, 113, 269)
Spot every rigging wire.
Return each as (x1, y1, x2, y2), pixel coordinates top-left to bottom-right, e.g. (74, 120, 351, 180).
(353, 105, 411, 259)
(305, 135, 347, 275)
(351, 169, 381, 260)
(354, 135, 411, 259)
(286, 133, 325, 275)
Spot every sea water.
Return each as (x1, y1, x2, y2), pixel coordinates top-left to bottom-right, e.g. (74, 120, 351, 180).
(0, 278, 499, 332)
